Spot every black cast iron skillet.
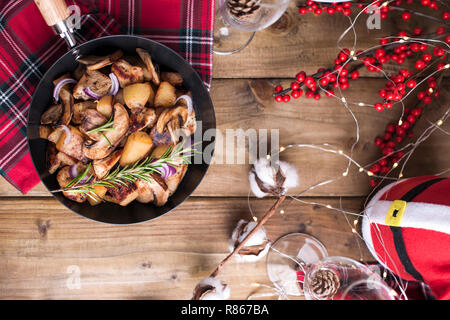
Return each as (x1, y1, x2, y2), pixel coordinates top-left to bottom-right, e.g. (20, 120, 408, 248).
(27, 1, 215, 224)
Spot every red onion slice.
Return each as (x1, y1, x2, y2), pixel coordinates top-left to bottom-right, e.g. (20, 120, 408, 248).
(68, 164, 81, 180)
(175, 95, 193, 114)
(60, 125, 72, 145)
(53, 78, 76, 102)
(84, 87, 103, 100)
(68, 164, 92, 184)
(155, 163, 176, 180)
(108, 73, 119, 96)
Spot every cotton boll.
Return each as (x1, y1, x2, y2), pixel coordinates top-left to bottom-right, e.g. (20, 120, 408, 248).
(253, 158, 277, 187)
(249, 157, 299, 197)
(192, 277, 230, 300)
(278, 160, 299, 190)
(229, 219, 270, 262)
(249, 171, 268, 198)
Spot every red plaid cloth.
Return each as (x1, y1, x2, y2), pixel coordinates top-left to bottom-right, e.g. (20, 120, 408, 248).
(0, 0, 214, 193)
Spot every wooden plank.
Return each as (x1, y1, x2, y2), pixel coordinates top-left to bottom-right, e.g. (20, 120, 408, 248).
(0, 197, 373, 299)
(213, 1, 445, 78)
(1, 78, 449, 197)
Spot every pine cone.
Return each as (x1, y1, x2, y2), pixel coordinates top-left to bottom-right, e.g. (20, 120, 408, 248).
(227, 0, 260, 18)
(309, 269, 340, 299)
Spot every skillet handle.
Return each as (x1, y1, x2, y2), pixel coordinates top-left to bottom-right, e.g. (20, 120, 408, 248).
(34, 0, 77, 48)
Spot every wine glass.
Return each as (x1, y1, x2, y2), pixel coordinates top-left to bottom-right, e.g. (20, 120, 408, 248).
(213, 0, 291, 55)
(303, 256, 398, 300)
(266, 233, 397, 300)
(266, 233, 328, 296)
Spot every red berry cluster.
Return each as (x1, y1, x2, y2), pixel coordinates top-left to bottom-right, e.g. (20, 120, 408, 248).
(298, 0, 352, 16)
(370, 105, 423, 187)
(274, 48, 361, 103)
(297, 0, 449, 20)
(372, 31, 448, 111)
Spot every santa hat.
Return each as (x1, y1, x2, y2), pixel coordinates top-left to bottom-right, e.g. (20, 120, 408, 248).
(362, 176, 450, 300)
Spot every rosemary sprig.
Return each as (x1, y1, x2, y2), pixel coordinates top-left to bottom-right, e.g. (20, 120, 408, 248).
(87, 116, 114, 146)
(52, 141, 198, 199)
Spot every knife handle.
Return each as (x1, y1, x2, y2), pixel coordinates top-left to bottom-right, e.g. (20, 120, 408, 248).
(34, 0, 77, 48)
(34, 0, 70, 27)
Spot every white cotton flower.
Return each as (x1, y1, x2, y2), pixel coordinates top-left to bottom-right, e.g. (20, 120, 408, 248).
(192, 277, 230, 300)
(249, 158, 299, 198)
(229, 219, 270, 262)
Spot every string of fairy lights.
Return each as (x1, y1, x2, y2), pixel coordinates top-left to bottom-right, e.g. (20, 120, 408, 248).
(243, 0, 449, 300)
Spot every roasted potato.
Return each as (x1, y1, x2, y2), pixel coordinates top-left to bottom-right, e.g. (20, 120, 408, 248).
(96, 95, 113, 119)
(123, 82, 152, 109)
(120, 131, 154, 166)
(87, 185, 108, 206)
(154, 81, 176, 108)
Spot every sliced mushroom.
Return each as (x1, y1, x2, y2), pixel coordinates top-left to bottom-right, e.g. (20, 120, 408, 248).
(40, 104, 62, 125)
(165, 164, 188, 196)
(129, 107, 157, 133)
(83, 50, 123, 71)
(135, 174, 169, 206)
(149, 125, 173, 146)
(136, 48, 160, 85)
(59, 87, 73, 125)
(135, 179, 154, 203)
(104, 181, 139, 206)
(57, 152, 77, 167)
(56, 166, 87, 203)
(73, 70, 112, 100)
(82, 103, 129, 160)
(79, 109, 108, 141)
(72, 101, 97, 124)
(47, 126, 64, 144)
(93, 149, 123, 179)
(111, 59, 144, 88)
(156, 106, 188, 134)
(55, 126, 86, 161)
(72, 63, 85, 81)
(39, 125, 53, 139)
(122, 55, 152, 81)
(161, 72, 183, 86)
(47, 143, 60, 174)
(183, 110, 197, 136)
(52, 73, 72, 86)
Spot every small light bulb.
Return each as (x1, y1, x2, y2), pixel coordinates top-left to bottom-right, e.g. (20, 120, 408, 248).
(279, 146, 285, 152)
(393, 162, 398, 168)
(280, 209, 285, 215)
(398, 120, 403, 125)
(326, 205, 332, 209)
(266, 154, 271, 160)
(253, 216, 258, 222)
(428, 88, 433, 93)
(354, 219, 358, 225)
(367, 171, 374, 176)
(358, 102, 364, 106)
(338, 150, 343, 154)
(437, 119, 443, 126)
(351, 228, 357, 233)
(399, 173, 403, 178)
(342, 171, 348, 177)
(444, 64, 450, 69)
(359, 167, 364, 172)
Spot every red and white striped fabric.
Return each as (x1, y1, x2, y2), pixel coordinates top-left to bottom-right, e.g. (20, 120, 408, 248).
(362, 176, 450, 300)
(0, 0, 214, 193)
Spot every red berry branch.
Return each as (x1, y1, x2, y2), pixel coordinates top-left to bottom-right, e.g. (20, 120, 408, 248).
(274, 1, 449, 188)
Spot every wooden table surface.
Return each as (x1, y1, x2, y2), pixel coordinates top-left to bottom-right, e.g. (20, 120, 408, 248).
(0, 3, 449, 299)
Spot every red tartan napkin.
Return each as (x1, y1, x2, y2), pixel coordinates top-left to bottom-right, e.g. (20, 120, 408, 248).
(0, 0, 214, 194)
